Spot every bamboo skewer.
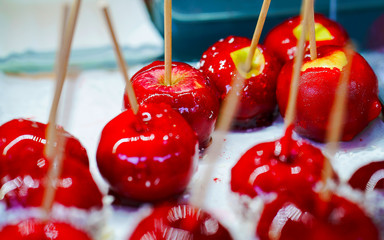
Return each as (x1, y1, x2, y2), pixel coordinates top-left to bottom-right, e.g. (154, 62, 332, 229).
(320, 43, 354, 201)
(101, 4, 139, 114)
(164, 0, 172, 86)
(307, 0, 317, 60)
(243, 0, 271, 73)
(284, 0, 311, 128)
(42, 0, 82, 216)
(53, 3, 70, 75)
(190, 73, 245, 208)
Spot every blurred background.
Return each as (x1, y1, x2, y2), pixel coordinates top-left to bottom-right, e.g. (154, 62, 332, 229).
(0, 0, 383, 73)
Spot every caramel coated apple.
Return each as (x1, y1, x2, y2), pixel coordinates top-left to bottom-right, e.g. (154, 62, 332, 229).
(97, 103, 198, 203)
(199, 36, 282, 129)
(231, 126, 328, 199)
(0, 219, 92, 240)
(124, 61, 219, 150)
(129, 204, 233, 240)
(277, 46, 381, 142)
(264, 13, 349, 63)
(256, 193, 379, 240)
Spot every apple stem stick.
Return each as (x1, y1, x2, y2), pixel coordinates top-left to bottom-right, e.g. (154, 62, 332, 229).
(307, 0, 317, 60)
(53, 2, 70, 75)
(42, 0, 81, 216)
(164, 0, 172, 86)
(101, 3, 139, 115)
(320, 43, 354, 201)
(244, 0, 271, 73)
(284, 0, 311, 129)
(190, 74, 245, 208)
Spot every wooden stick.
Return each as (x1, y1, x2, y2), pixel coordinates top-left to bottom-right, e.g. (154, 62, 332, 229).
(284, 0, 311, 128)
(101, 4, 139, 114)
(53, 3, 70, 74)
(164, 0, 172, 86)
(42, 0, 82, 216)
(307, 0, 317, 60)
(190, 73, 245, 208)
(320, 43, 354, 201)
(244, 0, 271, 73)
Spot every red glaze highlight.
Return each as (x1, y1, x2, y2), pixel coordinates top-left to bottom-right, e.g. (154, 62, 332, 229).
(199, 36, 282, 129)
(0, 118, 89, 180)
(231, 126, 327, 198)
(0, 219, 92, 240)
(348, 161, 384, 191)
(2, 158, 103, 210)
(97, 103, 198, 203)
(123, 61, 219, 149)
(264, 13, 349, 63)
(256, 193, 379, 240)
(129, 204, 233, 240)
(277, 46, 382, 142)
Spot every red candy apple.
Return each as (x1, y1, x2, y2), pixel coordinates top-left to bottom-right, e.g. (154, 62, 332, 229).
(129, 204, 233, 240)
(199, 36, 282, 129)
(2, 157, 103, 210)
(97, 103, 198, 203)
(123, 61, 219, 149)
(0, 118, 89, 180)
(231, 126, 330, 199)
(256, 192, 379, 240)
(277, 46, 382, 142)
(348, 161, 384, 191)
(0, 219, 92, 240)
(264, 13, 349, 63)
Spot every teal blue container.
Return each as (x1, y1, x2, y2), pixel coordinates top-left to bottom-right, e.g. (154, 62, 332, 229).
(145, 0, 384, 61)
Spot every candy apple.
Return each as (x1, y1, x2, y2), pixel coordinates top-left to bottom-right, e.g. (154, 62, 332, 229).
(2, 157, 103, 210)
(0, 219, 92, 240)
(129, 204, 233, 240)
(199, 36, 282, 129)
(123, 61, 219, 150)
(97, 103, 198, 203)
(0, 118, 89, 180)
(264, 13, 349, 63)
(231, 126, 330, 199)
(277, 46, 382, 142)
(256, 192, 379, 240)
(348, 161, 384, 191)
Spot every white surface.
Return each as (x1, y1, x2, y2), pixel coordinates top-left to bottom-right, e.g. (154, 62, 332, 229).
(1, 63, 384, 239)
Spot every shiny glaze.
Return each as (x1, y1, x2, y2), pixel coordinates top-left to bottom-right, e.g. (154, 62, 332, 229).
(97, 103, 198, 202)
(231, 126, 327, 198)
(277, 46, 382, 142)
(349, 161, 384, 191)
(256, 193, 379, 240)
(0, 219, 92, 240)
(199, 36, 282, 129)
(123, 61, 219, 150)
(3, 157, 103, 210)
(0, 118, 89, 180)
(129, 204, 233, 240)
(264, 13, 349, 63)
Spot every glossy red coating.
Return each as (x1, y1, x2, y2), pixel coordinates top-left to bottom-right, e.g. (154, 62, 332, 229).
(129, 204, 233, 240)
(348, 161, 384, 191)
(3, 157, 103, 210)
(231, 126, 327, 198)
(97, 103, 198, 202)
(277, 46, 382, 142)
(123, 61, 219, 150)
(264, 13, 349, 63)
(256, 193, 379, 240)
(0, 219, 92, 240)
(0, 118, 89, 179)
(199, 36, 282, 129)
